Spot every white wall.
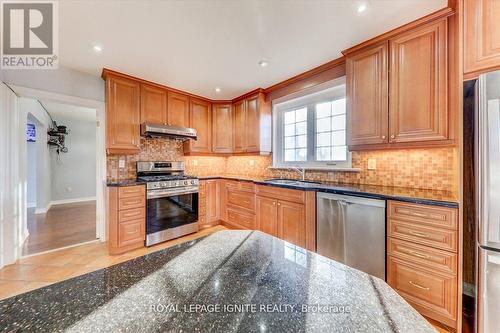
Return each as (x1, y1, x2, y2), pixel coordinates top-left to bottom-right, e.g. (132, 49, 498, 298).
(26, 117, 37, 208)
(18, 98, 53, 214)
(1, 66, 104, 102)
(51, 115, 96, 202)
(0, 83, 21, 269)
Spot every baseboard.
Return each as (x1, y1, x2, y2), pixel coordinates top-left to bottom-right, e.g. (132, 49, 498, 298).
(34, 203, 51, 215)
(50, 196, 96, 206)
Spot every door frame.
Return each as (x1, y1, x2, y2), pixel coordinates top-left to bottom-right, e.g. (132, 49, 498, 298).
(11, 84, 107, 242)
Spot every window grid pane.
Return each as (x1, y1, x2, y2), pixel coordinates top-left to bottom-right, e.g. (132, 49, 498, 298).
(315, 98, 347, 162)
(283, 108, 308, 162)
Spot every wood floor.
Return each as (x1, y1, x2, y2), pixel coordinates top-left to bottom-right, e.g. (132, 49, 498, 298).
(22, 201, 97, 256)
(1, 225, 227, 300)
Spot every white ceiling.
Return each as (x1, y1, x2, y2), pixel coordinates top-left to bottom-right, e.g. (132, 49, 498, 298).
(41, 100, 96, 122)
(60, 0, 447, 99)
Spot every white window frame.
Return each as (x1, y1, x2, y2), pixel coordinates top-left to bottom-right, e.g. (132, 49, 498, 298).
(272, 77, 353, 170)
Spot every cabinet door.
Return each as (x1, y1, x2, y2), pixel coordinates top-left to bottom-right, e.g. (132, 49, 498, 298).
(212, 103, 233, 153)
(167, 92, 189, 127)
(464, 0, 500, 76)
(389, 19, 448, 143)
(106, 75, 141, 152)
(233, 99, 246, 152)
(206, 180, 220, 223)
(188, 98, 212, 153)
(256, 196, 278, 237)
(347, 42, 389, 146)
(278, 200, 306, 248)
(140, 84, 167, 125)
(245, 95, 260, 152)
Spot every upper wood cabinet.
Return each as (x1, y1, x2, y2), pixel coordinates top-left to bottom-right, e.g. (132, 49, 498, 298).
(184, 98, 212, 153)
(464, 0, 500, 78)
(167, 92, 190, 128)
(140, 83, 167, 125)
(389, 19, 448, 143)
(105, 75, 141, 154)
(233, 99, 246, 153)
(232, 92, 272, 154)
(347, 42, 389, 146)
(212, 103, 233, 153)
(345, 17, 452, 150)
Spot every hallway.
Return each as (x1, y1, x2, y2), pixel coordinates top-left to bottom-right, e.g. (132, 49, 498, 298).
(22, 201, 97, 256)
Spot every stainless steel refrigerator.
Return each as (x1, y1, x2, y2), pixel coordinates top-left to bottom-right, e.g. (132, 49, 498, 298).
(476, 70, 500, 333)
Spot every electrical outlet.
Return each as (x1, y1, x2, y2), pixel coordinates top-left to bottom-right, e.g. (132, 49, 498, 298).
(367, 158, 377, 170)
(249, 159, 255, 166)
(119, 158, 125, 169)
(66, 186, 72, 192)
(193, 160, 199, 166)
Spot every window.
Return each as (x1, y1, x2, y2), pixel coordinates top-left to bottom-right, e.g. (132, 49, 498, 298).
(273, 78, 351, 169)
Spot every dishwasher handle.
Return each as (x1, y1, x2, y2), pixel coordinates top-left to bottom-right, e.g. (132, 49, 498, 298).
(316, 192, 386, 208)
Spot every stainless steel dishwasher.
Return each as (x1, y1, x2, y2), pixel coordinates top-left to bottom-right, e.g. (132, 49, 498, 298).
(317, 192, 386, 279)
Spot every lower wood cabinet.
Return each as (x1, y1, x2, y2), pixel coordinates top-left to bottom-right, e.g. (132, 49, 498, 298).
(256, 196, 278, 237)
(107, 185, 146, 254)
(387, 200, 459, 329)
(206, 179, 220, 224)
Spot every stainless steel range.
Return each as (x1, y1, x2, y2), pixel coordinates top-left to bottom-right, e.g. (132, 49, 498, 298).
(137, 161, 199, 246)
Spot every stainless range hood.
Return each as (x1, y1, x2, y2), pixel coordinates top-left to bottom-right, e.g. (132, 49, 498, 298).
(141, 123, 197, 140)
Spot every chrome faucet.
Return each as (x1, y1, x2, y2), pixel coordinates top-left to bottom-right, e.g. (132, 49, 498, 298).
(290, 166, 306, 181)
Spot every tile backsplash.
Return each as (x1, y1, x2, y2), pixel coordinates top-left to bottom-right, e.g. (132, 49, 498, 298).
(107, 137, 458, 192)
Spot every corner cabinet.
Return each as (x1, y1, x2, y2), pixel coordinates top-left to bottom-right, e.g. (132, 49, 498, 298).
(184, 98, 212, 154)
(464, 0, 500, 79)
(105, 74, 141, 154)
(346, 17, 453, 150)
(232, 92, 272, 154)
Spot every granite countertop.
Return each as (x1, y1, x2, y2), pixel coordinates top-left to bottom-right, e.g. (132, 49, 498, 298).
(106, 180, 146, 187)
(0, 230, 434, 332)
(198, 175, 458, 208)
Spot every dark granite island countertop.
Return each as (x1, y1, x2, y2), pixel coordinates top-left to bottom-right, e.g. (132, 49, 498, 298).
(0, 231, 435, 332)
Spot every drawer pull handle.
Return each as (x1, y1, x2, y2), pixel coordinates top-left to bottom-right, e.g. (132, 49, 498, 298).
(409, 281, 430, 290)
(408, 250, 430, 259)
(412, 212, 428, 218)
(409, 230, 430, 238)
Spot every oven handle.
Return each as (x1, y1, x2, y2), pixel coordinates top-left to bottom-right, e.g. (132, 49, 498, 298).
(147, 186, 199, 199)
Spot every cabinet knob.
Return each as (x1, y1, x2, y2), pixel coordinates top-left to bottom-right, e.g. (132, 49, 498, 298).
(390, 135, 395, 139)
(381, 135, 386, 139)
(277, 202, 281, 206)
(273, 202, 276, 205)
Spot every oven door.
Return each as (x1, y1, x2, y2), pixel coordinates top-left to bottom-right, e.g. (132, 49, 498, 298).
(146, 186, 199, 246)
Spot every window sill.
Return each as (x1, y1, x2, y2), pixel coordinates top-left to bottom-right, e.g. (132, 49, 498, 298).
(269, 166, 361, 172)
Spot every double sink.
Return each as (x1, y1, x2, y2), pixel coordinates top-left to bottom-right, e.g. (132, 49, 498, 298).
(264, 178, 321, 186)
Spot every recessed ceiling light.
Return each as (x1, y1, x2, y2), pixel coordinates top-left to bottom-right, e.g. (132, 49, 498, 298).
(258, 60, 268, 67)
(215, 87, 221, 93)
(93, 45, 103, 53)
(357, 3, 368, 13)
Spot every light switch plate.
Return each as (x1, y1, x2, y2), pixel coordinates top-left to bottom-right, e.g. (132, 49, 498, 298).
(119, 159, 125, 169)
(193, 160, 199, 166)
(367, 158, 376, 170)
(249, 159, 255, 166)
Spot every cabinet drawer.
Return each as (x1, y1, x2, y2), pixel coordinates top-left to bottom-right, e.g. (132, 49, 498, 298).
(118, 195, 146, 210)
(118, 207, 145, 223)
(388, 238, 457, 275)
(118, 185, 145, 199)
(227, 209, 255, 230)
(388, 219, 457, 252)
(388, 257, 457, 325)
(226, 180, 255, 193)
(256, 185, 305, 204)
(227, 190, 255, 211)
(388, 201, 457, 230)
(118, 219, 145, 247)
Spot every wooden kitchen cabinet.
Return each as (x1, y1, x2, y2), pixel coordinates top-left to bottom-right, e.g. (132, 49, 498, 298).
(344, 16, 453, 150)
(387, 200, 459, 329)
(347, 42, 389, 146)
(464, 0, 500, 79)
(232, 92, 271, 154)
(184, 98, 212, 154)
(277, 200, 306, 248)
(140, 83, 167, 125)
(107, 185, 146, 254)
(256, 196, 278, 237)
(105, 74, 141, 154)
(167, 92, 190, 128)
(389, 19, 448, 143)
(206, 179, 220, 224)
(212, 103, 233, 153)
